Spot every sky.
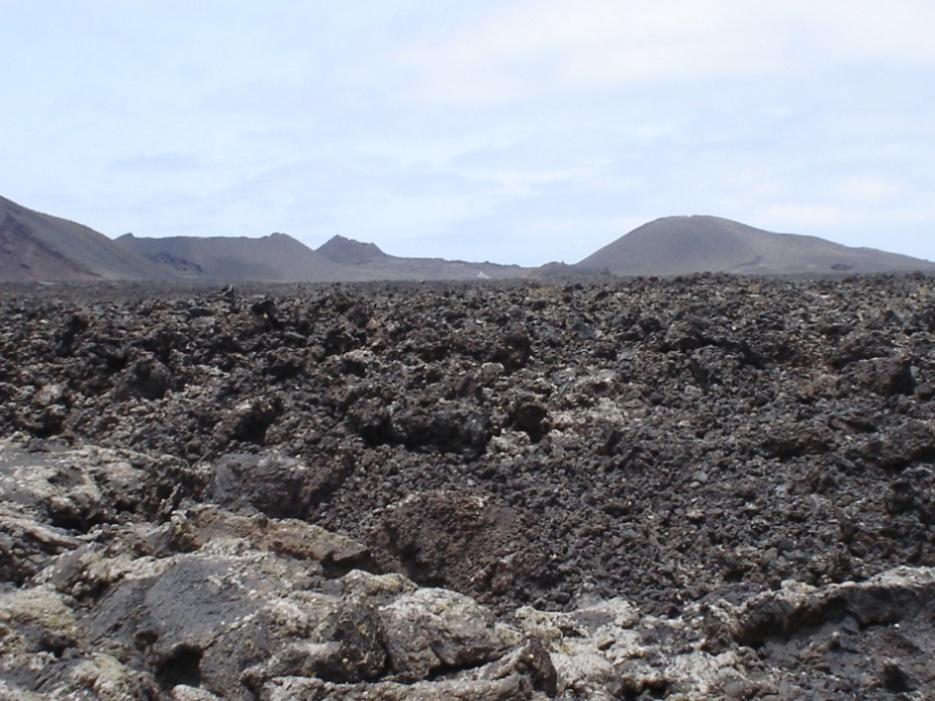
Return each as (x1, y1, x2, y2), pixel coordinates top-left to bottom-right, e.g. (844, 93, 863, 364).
(1, 0, 934, 265)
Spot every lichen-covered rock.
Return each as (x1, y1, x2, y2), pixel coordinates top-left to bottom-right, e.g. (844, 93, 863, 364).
(167, 505, 372, 574)
(171, 686, 223, 701)
(377, 587, 520, 680)
(1, 431, 935, 699)
(260, 675, 550, 701)
(210, 451, 351, 520)
(64, 653, 162, 701)
(0, 439, 559, 699)
(0, 440, 174, 584)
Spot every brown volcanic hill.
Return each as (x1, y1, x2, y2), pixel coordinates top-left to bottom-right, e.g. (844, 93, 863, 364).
(576, 215, 935, 276)
(115, 233, 354, 282)
(317, 235, 528, 281)
(317, 235, 388, 265)
(0, 195, 169, 282)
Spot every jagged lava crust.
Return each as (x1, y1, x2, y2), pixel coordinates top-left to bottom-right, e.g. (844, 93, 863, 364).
(1, 274, 933, 699)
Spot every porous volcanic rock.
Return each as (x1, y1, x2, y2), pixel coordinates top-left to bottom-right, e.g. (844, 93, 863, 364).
(2, 438, 933, 699)
(2, 274, 935, 698)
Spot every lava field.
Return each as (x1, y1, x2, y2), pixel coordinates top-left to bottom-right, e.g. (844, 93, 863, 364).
(1, 275, 933, 700)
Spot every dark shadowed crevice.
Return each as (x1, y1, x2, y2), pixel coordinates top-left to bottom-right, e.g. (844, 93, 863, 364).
(155, 644, 203, 690)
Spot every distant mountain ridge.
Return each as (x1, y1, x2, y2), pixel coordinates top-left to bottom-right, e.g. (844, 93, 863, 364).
(1, 195, 933, 283)
(116, 232, 525, 282)
(115, 232, 350, 282)
(317, 235, 388, 265)
(575, 215, 935, 276)
(0, 196, 169, 282)
(315, 235, 526, 281)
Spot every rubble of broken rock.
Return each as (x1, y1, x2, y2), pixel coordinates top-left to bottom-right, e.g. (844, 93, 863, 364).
(1, 274, 934, 700)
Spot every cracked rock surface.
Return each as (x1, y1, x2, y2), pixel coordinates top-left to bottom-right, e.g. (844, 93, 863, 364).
(2, 275, 935, 699)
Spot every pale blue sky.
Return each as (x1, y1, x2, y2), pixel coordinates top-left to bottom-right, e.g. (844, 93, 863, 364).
(2, 1, 934, 264)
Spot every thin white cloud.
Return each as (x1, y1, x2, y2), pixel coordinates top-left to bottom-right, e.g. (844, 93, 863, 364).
(397, 0, 935, 105)
(756, 203, 845, 232)
(446, 160, 613, 196)
(834, 176, 905, 205)
(803, 0, 935, 65)
(2, 2, 934, 263)
(113, 153, 203, 173)
(354, 131, 521, 169)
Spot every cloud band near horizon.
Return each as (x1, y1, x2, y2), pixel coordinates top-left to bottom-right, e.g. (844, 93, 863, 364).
(1, 0, 933, 265)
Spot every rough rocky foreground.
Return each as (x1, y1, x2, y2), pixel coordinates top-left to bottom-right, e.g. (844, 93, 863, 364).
(1, 275, 934, 699)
